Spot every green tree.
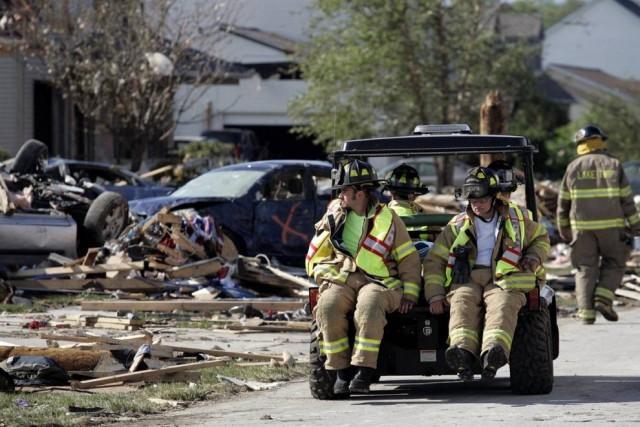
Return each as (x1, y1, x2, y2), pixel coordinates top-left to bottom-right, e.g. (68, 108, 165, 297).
(10, 0, 235, 171)
(581, 96, 640, 162)
(289, 0, 538, 186)
(508, 0, 585, 29)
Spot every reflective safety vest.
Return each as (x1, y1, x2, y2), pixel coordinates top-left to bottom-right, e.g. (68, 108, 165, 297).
(305, 205, 406, 290)
(444, 206, 536, 291)
(388, 200, 430, 240)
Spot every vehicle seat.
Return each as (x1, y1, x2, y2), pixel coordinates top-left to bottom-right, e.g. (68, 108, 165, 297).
(286, 177, 304, 200)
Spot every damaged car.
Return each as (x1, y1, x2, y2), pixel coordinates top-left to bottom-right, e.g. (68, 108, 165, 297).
(128, 160, 332, 267)
(0, 140, 130, 265)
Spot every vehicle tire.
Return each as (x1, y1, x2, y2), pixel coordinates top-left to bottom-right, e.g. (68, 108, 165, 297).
(309, 319, 336, 400)
(12, 139, 48, 174)
(83, 191, 129, 248)
(509, 301, 554, 395)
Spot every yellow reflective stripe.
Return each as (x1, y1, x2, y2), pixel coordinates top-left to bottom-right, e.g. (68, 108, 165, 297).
(449, 327, 479, 345)
(558, 189, 570, 200)
(568, 187, 622, 199)
(595, 287, 615, 301)
(425, 277, 447, 290)
(570, 218, 625, 230)
(482, 329, 513, 349)
(313, 265, 348, 283)
(496, 274, 537, 290)
(557, 217, 570, 227)
(403, 281, 421, 298)
(621, 186, 633, 198)
(393, 239, 417, 261)
(319, 337, 350, 355)
(578, 308, 596, 320)
(354, 336, 381, 352)
(380, 277, 402, 289)
(430, 242, 450, 260)
(628, 212, 640, 225)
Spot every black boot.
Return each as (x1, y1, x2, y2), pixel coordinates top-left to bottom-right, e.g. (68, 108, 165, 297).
(445, 346, 476, 382)
(594, 299, 618, 322)
(333, 368, 351, 397)
(481, 345, 507, 380)
(349, 367, 376, 394)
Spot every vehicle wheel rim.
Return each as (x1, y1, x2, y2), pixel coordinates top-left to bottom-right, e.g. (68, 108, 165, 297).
(102, 204, 127, 240)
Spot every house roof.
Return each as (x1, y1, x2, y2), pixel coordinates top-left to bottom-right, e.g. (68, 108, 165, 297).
(544, 64, 640, 106)
(220, 23, 297, 54)
(617, 0, 640, 17)
(493, 11, 543, 41)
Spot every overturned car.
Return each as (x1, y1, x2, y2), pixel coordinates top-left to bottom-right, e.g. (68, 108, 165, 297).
(0, 140, 129, 266)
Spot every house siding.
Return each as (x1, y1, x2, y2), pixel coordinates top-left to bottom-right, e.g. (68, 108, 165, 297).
(543, 0, 640, 80)
(0, 56, 20, 156)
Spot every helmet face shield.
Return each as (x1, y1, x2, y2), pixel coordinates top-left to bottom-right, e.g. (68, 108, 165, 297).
(461, 183, 489, 200)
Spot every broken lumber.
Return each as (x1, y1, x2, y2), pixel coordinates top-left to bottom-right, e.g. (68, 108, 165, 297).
(165, 258, 222, 279)
(163, 345, 286, 363)
(81, 299, 306, 313)
(8, 262, 145, 279)
(615, 288, 640, 301)
(70, 360, 226, 389)
(8, 277, 165, 293)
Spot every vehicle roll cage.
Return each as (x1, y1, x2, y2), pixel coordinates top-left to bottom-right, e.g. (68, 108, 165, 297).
(330, 130, 539, 221)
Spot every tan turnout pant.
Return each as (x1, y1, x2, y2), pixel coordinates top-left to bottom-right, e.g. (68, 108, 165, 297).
(313, 271, 403, 370)
(570, 229, 631, 313)
(447, 268, 526, 359)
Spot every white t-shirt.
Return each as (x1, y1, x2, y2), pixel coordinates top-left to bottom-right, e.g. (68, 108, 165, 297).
(474, 214, 497, 266)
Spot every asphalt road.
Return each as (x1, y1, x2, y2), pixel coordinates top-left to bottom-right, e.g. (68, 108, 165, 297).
(128, 303, 640, 427)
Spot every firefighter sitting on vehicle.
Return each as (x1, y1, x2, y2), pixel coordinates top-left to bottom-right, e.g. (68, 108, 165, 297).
(422, 167, 550, 382)
(488, 159, 547, 288)
(305, 159, 422, 397)
(384, 163, 433, 260)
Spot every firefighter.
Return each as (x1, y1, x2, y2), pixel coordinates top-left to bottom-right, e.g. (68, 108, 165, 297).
(487, 159, 521, 205)
(385, 163, 429, 215)
(384, 164, 432, 259)
(557, 125, 640, 324)
(306, 159, 422, 397)
(489, 160, 547, 287)
(423, 167, 550, 381)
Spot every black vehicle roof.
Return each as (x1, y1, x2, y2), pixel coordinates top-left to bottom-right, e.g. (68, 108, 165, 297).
(335, 133, 537, 158)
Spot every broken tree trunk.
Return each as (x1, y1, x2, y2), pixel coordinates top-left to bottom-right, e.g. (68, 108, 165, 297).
(479, 90, 507, 166)
(0, 346, 109, 372)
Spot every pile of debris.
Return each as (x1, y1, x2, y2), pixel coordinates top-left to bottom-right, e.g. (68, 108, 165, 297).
(3, 207, 313, 301)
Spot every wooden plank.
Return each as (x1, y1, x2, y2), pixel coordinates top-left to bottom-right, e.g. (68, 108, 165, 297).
(91, 322, 140, 331)
(171, 229, 207, 259)
(622, 282, 640, 293)
(40, 333, 151, 347)
(615, 288, 640, 301)
(8, 262, 145, 279)
(265, 265, 314, 289)
(82, 248, 100, 266)
(87, 317, 145, 326)
(7, 279, 93, 291)
(163, 345, 285, 362)
(81, 299, 306, 313)
(223, 323, 311, 333)
(8, 277, 165, 293)
(47, 253, 76, 266)
(70, 360, 226, 389)
(165, 258, 223, 279)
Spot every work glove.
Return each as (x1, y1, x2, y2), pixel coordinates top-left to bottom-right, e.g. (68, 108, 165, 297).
(451, 245, 470, 284)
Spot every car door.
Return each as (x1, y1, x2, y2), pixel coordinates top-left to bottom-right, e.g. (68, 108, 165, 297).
(253, 167, 316, 266)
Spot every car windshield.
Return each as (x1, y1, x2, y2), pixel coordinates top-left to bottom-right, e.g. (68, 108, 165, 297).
(170, 169, 266, 198)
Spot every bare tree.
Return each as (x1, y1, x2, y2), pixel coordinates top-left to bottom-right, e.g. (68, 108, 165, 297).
(8, 0, 237, 171)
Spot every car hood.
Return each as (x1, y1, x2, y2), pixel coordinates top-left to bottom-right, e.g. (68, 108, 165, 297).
(128, 196, 230, 217)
